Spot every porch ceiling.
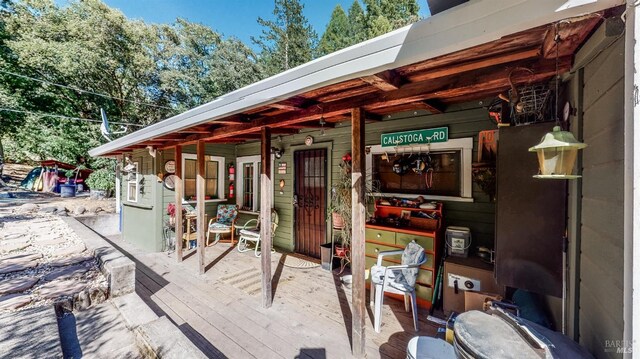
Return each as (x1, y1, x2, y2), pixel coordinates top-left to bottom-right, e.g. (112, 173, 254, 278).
(93, 7, 616, 157)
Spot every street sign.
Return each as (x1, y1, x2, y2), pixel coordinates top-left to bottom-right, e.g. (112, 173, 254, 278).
(381, 127, 449, 147)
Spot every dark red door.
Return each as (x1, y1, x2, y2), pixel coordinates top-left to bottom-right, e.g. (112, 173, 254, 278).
(293, 149, 327, 258)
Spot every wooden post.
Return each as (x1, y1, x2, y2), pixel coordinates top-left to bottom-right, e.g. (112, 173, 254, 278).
(196, 140, 206, 274)
(351, 107, 366, 357)
(115, 155, 122, 214)
(175, 146, 184, 262)
(260, 127, 273, 308)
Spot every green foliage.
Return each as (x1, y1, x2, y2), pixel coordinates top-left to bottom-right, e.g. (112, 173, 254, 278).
(318, 5, 350, 57)
(0, 0, 263, 168)
(317, 0, 421, 57)
(252, 0, 318, 76)
(86, 167, 115, 193)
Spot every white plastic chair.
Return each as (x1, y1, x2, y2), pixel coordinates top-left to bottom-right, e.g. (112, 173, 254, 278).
(236, 209, 278, 257)
(370, 240, 426, 333)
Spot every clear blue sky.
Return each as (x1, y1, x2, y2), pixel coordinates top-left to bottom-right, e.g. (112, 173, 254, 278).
(93, 0, 430, 49)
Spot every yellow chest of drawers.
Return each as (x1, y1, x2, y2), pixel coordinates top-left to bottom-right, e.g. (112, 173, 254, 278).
(365, 224, 440, 309)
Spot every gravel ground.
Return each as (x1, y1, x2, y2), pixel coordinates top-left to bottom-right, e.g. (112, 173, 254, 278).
(0, 212, 108, 313)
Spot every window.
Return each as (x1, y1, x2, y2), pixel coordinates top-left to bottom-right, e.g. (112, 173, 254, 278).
(126, 162, 139, 202)
(373, 151, 461, 196)
(182, 154, 225, 201)
(237, 155, 272, 212)
(366, 138, 473, 202)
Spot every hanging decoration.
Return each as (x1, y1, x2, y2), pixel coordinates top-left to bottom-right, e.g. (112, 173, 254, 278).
(530, 23, 586, 179)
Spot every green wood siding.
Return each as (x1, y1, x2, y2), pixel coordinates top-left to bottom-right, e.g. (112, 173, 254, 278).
(577, 38, 624, 359)
(237, 103, 497, 252)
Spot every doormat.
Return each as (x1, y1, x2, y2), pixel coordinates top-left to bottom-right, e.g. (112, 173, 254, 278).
(279, 254, 320, 269)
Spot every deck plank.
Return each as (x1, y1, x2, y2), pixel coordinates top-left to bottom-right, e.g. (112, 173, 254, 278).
(107, 236, 440, 359)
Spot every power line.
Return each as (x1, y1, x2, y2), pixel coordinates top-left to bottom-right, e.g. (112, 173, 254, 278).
(0, 69, 173, 110)
(0, 107, 145, 127)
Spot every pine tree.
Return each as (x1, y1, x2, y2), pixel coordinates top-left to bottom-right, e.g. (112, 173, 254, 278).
(318, 5, 350, 57)
(347, 0, 367, 45)
(252, 0, 317, 77)
(362, 0, 420, 39)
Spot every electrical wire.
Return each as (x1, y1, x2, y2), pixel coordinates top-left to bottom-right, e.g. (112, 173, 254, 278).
(0, 69, 173, 110)
(0, 107, 145, 127)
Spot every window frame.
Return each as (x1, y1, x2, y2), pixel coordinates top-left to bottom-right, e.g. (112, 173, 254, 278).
(126, 162, 139, 203)
(236, 155, 275, 213)
(366, 137, 474, 202)
(182, 153, 226, 203)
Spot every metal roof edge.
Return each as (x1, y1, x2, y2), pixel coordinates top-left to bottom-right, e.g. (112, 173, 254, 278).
(89, 0, 623, 157)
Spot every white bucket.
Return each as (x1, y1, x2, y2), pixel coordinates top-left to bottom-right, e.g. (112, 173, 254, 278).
(406, 336, 455, 359)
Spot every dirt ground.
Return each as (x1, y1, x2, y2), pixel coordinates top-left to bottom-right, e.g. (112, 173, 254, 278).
(0, 163, 116, 214)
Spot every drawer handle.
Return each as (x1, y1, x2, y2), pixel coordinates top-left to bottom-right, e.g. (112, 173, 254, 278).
(376, 233, 381, 238)
(374, 248, 379, 253)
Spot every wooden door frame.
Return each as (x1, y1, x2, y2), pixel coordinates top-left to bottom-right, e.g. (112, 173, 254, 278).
(290, 141, 333, 254)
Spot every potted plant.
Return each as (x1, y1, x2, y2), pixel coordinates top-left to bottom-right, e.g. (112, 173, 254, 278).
(85, 168, 115, 199)
(327, 154, 377, 258)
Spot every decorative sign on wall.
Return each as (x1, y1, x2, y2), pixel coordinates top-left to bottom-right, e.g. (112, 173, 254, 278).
(278, 162, 287, 174)
(381, 127, 449, 147)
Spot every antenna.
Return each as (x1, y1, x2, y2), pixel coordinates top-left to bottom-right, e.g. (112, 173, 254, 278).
(100, 108, 128, 142)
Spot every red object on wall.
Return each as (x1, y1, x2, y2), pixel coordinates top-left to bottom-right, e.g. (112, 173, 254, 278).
(229, 182, 234, 199)
(477, 130, 499, 163)
(228, 163, 235, 181)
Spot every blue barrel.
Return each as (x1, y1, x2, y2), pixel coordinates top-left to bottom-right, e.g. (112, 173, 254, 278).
(60, 184, 77, 198)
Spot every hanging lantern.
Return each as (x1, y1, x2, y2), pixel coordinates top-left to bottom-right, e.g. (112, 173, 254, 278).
(529, 126, 586, 179)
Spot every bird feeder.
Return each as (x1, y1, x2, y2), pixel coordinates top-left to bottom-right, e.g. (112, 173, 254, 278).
(529, 126, 586, 179)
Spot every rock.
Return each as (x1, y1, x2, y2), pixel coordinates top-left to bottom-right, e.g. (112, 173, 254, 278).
(43, 265, 89, 282)
(57, 211, 68, 217)
(0, 192, 14, 199)
(56, 206, 67, 214)
(49, 254, 93, 267)
(37, 279, 91, 300)
(89, 287, 106, 305)
(0, 252, 42, 274)
(0, 293, 32, 310)
(0, 276, 39, 295)
(33, 237, 66, 246)
(0, 241, 31, 254)
(1, 233, 25, 241)
(75, 290, 91, 310)
(39, 207, 58, 214)
(90, 206, 103, 214)
(16, 203, 38, 214)
(51, 243, 86, 257)
(73, 206, 86, 215)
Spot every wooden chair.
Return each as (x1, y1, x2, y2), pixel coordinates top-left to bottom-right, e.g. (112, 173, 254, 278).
(369, 240, 426, 333)
(236, 209, 278, 257)
(206, 204, 238, 246)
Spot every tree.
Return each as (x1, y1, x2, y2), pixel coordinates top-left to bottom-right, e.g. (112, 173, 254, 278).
(252, 0, 317, 76)
(0, 0, 263, 166)
(317, 5, 350, 57)
(363, 0, 420, 39)
(347, 0, 367, 45)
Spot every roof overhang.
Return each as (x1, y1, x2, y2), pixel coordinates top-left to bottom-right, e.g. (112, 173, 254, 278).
(89, 0, 624, 157)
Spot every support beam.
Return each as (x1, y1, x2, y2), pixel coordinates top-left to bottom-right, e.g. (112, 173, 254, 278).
(361, 70, 404, 91)
(193, 57, 570, 143)
(422, 100, 445, 114)
(196, 141, 206, 274)
(260, 127, 273, 309)
(351, 107, 366, 357)
(175, 146, 184, 262)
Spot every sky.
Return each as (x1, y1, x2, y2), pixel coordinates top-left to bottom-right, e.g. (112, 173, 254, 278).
(92, 0, 431, 49)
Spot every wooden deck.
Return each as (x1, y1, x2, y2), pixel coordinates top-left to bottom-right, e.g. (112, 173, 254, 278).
(105, 236, 439, 358)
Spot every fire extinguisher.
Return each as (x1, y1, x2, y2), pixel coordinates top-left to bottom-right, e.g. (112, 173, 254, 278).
(229, 182, 234, 199)
(228, 163, 235, 181)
